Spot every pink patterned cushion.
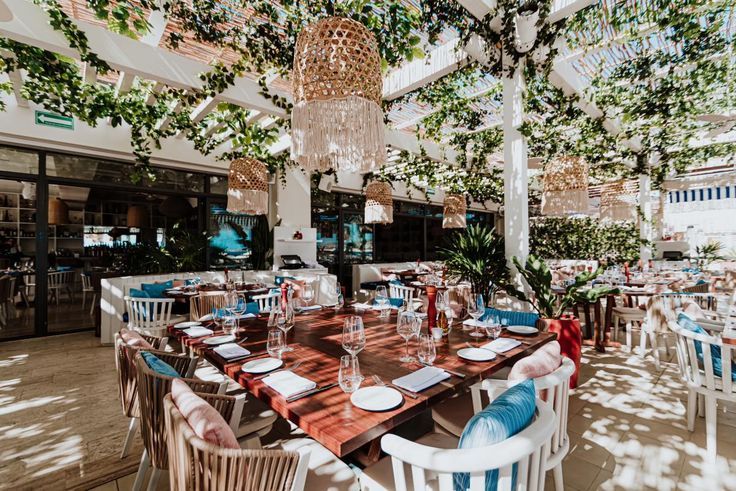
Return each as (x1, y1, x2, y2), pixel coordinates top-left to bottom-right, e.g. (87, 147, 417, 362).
(171, 379, 239, 449)
(508, 341, 562, 382)
(119, 328, 153, 349)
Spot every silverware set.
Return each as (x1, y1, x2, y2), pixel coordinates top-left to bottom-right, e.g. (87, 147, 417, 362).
(253, 360, 304, 381)
(372, 374, 419, 399)
(286, 383, 339, 402)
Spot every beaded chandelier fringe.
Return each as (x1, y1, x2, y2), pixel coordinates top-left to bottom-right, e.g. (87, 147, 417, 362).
(443, 194, 467, 229)
(227, 158, 269, 215)
(364, 181, 393, 224)
(541, 156, 589, 216)
(600, 180, 638, 222)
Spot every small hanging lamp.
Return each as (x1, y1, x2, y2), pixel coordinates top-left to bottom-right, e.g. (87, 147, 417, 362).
(364, 181, 393, 224)
(48, 198, 69, 225)
(126, 205, 148, 228)
(600, 180, 638, 222)
(541, 156, 589, 216)
(291, 17, 386, 173)
(227, 158, 269, 215)
(443, 194, 467, 229)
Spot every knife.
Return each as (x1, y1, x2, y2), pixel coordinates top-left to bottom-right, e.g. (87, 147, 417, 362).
(286, 383, 339, 402)
(419, 362, 466, 378)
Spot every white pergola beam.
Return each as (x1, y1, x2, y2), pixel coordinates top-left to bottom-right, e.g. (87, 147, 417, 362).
(139, 9, 169, 46)
(115, 72, 135, 94)
(82, 62, 97, 84)
(190, 96, 218, 124)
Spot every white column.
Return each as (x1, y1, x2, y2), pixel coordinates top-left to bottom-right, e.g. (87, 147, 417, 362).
(639, 172, 653, 263)
(503, 57, 529, 278)
(275, 167, 312, 227)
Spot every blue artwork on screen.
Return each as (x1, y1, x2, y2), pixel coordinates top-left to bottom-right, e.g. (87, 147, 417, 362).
(209, 224, 247, 255)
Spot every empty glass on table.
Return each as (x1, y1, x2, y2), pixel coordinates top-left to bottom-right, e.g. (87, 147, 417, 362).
(467, 293, 485, 338)
(338, 355, 363, 394)
(342, 315, 366, 358)
(335, 282, 344, 310)
(302, 283, 314, 307)
(397, 312, 420, 363)
(267, 329, 285, 359)
(375, 285, 390, 319)
(276, 300, 295, 351)
(417, 334, 437, 365)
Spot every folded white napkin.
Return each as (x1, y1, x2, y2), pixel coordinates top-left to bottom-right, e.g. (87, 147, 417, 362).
(198, 313, 213, 322)
(352, 302, 373, 310)
(213, 343, 251, 360)
(262, 370, 317, 398)
(297, 305, 322, 312)
(392, 366, 450, 392)
(463, 318, 490, 327)
(235, 313, 257, 319)
(183, 327, 214, 338)
(483, 338, 521, 353)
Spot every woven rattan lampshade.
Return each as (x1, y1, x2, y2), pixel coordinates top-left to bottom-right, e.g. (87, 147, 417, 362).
(443, 194, 467, 229)
(227, 158, 268, 215)
(48, 198, 69, 225)
(600, 180, 638, 222)
(364, 181, 393, 224)
(291, 17, 386, 173)
(126, 205, 148, 228)
(541, 156, 589, 216)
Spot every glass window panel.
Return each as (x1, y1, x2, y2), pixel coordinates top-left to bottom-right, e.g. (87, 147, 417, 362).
(343, 213, 373, 264)
(210, 175, 228, 195)
(375, 215, 424, 262)
(208, 202, 256, 269)
(314, 210, 338, 268)
(0, 146, 39, 174)
(340, 193, 363, 212)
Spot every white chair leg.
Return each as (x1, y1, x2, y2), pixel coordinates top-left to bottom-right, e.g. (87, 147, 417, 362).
(612, 316, 618, 342)
(650, 331, 660, 370)
(639, 326, 648, 359)
(698, 393, 705, 418)
(132, 449, 150, 491)
(553, 464, 564, 491)
(626, 321, 633, 352)
(705, 395, 718, 463)
(146, 467, 163, 491)
(687, 389, 696, 432)
(121, 417, 139, 458)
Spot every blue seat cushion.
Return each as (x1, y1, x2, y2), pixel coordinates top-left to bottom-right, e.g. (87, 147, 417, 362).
(678, 313, 735, 380)
(482, 308, 539, 327)
(275, 275, 296, 286)
(141, 351, 180, 378)
(245, 302, 259, 315)
(389, 279, 403, 285)
(129, 288, 150, 299)
(141, 280, 173, 298)
(371, 297, 404, 308)
(454, 379, 537, 491)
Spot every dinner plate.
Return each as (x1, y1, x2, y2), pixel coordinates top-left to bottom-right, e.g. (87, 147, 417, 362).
(506, 325, 539, 335)
(351, 386, 403, 412)
(241, 358, 283, 374)
(203, 335, 236, 346)
(457, 347, 496, 362)
(173, 321, 202, 329)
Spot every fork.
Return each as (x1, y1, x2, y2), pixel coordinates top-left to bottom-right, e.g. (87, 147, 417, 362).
(372, 374, 418, 399)
(253, 360, 304, 380)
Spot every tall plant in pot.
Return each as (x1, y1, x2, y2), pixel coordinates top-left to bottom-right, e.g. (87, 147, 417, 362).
(504, 255, 619, 387)
(439, 224, 509, 303)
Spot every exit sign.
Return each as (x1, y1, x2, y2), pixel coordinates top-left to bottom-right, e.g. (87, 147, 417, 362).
(35, 110, 74, 130)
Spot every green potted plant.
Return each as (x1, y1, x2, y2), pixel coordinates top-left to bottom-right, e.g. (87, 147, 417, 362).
(439, 224, 509, 303)
(504, 254, 619, 387)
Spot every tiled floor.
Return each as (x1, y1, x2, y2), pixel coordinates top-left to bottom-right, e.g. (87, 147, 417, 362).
(4, 332, 736, 490)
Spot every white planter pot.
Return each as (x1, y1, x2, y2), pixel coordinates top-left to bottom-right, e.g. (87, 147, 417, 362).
(464, 34, 501, 68)
(514, 8, 540, 54)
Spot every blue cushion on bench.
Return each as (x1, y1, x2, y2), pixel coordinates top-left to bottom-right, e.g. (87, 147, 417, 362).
(482, 308, 539, 327)
(141, 280, 173, 298)
(678, 313, 735, 381)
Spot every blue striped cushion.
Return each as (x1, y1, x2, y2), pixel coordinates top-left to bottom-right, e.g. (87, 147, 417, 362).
(678, 313, 735, 380)
(141, 351, 180, 378)
(481, 308, 539, 327)
(454, 379, 536, 491)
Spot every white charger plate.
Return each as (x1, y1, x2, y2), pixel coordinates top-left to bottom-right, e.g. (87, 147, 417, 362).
(351, 386, 403, 412)
(203, 335, 236, 346)
(174, 321, 202, 329)
(506, 325, 539, 335)
(242, 358, 283, 374)
(457, 347, 497, 362)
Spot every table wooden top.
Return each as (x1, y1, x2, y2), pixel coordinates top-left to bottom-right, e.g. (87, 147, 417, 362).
(169, 308, 555, 457)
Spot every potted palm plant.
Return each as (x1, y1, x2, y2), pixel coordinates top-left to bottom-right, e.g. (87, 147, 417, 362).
(504, 255, 619, 387)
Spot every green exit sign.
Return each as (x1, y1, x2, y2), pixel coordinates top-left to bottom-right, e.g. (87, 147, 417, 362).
(35, 110, 74, 130)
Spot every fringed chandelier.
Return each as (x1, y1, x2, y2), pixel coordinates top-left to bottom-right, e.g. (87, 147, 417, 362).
(600, 180, 638, 222)
(541, 156, 589, 216)
(227, 158, 269, 215)
(443, 194, 467, 229)
(291, 17, 386, 173)
(364, 181, 393, 224)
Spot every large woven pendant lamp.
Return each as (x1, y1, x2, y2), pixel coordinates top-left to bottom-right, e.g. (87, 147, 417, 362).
(541, 156, 589, 216)
(291, 17, 386, 173)
(364, 181, 393, 224)
(443, 194, 467, 229)
(127, 205, 148, 228)
(600, 180, 638, 221)
(227, 158, 269, 215)
(48, 198, 69, 225)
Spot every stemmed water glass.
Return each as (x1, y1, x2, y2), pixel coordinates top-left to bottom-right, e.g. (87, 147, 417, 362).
(342, 316, 366, 358)
(335, 282, 344, 311)
(397, 312, 419, 363)
(302, 283, 314, 308)
(276, 300, 295, 351)
(338, 355, 363, 393)
(267, 329, 285, 359)
(417, 334, 437, 366)
(467, 293, 485, 338)
(375, 285, 390, 318)
(212, 307, 225, 331)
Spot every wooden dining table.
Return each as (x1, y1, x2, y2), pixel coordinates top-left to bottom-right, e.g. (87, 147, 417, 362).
(168, 307, 555, 462)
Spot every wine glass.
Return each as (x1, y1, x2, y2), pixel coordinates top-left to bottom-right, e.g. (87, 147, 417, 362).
(302, 283, 314, 308)
(335, 282, 344, 311)
(417, 334, 437, 366)
(435, 290, 448, 311)
(212, 307, 225, 331)
(338, 355, 363, 394)
(485, 317, 502, 340)
(467, 293, 485, 338)
(375, 285, 389, 319)
(342, 316, 366, 358)
(397, 312, 417, 363)
(223, 315, 238, 337)
(267, 329, 285, 359)
(276, 301, 295, 351)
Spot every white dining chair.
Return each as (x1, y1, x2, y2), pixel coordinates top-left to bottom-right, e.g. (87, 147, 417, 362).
(359, 399, 555, 491)
(389, 283, 415, 303)
(252, 292, 280, 313)
(81, 273, 96, 315)
(48, 270, 75, 305)
(611, 299, 646, 352)
(124, 296, 175, 337)
(670, 318, 736, 463)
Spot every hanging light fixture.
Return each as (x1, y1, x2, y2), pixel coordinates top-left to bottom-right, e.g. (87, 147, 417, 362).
(364, 181, 393, 224)
(443, 194, 467, 229)
(227, 158, 269, 215)
(48, 198, 69, 225)
(600, 180, 638, 222)
(291, 17, 386, 173)
(126, 205, 149, 228)
(541, 156, 589, 216)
